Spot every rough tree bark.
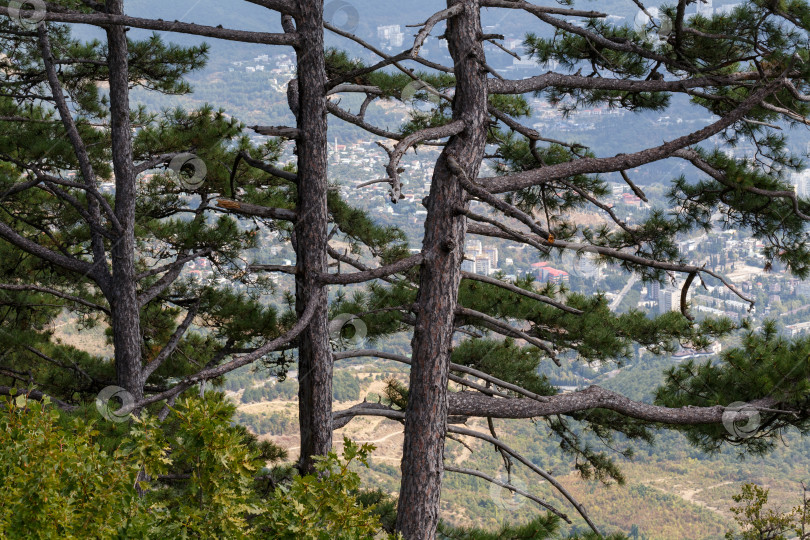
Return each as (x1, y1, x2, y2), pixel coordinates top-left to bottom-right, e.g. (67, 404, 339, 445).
(293, 2, 333, 474)
(395, 1, 489, 537)
(105, 0, 144, 402)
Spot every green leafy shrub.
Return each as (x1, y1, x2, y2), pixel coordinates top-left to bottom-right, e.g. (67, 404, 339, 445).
(262, 438, 398, 539)
(0, 393, 149, 539)
(0, 392, 393, 539)
(725, 483, 809, 540)
(132, 393, 266, 538)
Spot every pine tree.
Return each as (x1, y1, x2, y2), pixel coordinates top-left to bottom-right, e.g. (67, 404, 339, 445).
(0, 3, 317, 431)
(319, 1, 810, 537)
(0, 0, 411, 478)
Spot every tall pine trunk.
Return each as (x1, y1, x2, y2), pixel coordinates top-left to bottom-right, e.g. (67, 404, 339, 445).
(294, 1, 333, 474)
(106, 0, 144, 402)
(395, 1, 489, 537)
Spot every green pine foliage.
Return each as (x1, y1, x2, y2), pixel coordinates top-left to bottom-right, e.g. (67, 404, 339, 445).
(655, 321, 810, 454)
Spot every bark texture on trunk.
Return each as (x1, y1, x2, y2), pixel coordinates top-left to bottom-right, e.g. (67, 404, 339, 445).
(395, 1, 489, 537)
(294, 1, 333, 474)
(106, 0, 143, 402)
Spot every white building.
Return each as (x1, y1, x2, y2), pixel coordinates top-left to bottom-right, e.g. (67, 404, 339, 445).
(482, 247, 499, 268)
(797, 281, 810, 298)
(461, 259, 475, 273)
(465, 239, 482, 257)
(791, 170, 810, 198)
(377, 25, 404, 48)
(697, 0, 713, 17)
(658, 289, 679, 314)
(474, 255, 491, 275)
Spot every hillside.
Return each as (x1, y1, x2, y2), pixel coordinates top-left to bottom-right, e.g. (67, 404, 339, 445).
(224, 354, 810, 539)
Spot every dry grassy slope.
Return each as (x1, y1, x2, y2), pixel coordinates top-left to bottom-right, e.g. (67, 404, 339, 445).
(243, 373, 805, 539)
(51, 311, 112, 358)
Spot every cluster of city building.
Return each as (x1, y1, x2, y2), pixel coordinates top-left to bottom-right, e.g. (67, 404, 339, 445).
(461, 240, 502, 277)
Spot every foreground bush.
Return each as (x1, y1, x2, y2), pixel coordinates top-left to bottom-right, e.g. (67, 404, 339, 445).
(0, 392, 392, 539)
(0, 393, 148, 538)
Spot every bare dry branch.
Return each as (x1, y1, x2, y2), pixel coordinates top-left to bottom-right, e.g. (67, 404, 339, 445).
(319, 254, 423, 284)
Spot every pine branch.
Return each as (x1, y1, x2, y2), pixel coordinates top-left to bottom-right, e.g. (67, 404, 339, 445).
(0, 220, 98, 281)
(449, 154, 552, 240)
(455, 387, 785, 422)
(324, 21, 453, 90)
(489, 71, 767, 96)
(136, 248, 214, 280)
(483, 76, 788, 194)
(479, 0, 606, 18)
(135, 295, 320, 408)
(460, 271, 581, 314)
(37, 25, 112, 287)
(138, 260, 185, 308)
(449, 425, 595, 535)
(318, 253, 423, 284)
(0, 386, 77, 411)
(673, 148, 810, 221)
(249, 264, 297, 275)
(443, 465, 569, 522)
(385, 121, 466, 201)
(333, 349, 510, 399)
(214, 199, 297, 221)
(408, 4, 465, 57)
(455, 305, 558, 364)
(334, 349, 552, 404)
(0, 283, 109, 314)
(0, 4, 299, 46)
(249, 125, 301, 139)
(466, 222, 755, 306)
(461, 208, 551, 254)
(142, 302, 200, 380)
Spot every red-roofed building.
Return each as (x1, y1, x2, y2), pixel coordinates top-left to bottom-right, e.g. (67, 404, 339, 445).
(621, 193, 641, 206)
(538, 266, 569, 284)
